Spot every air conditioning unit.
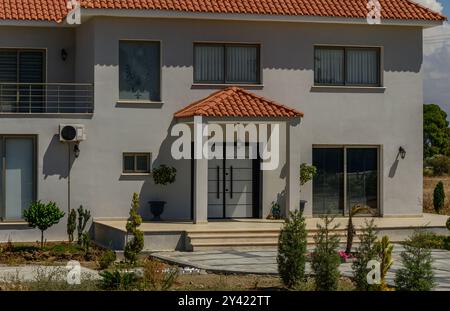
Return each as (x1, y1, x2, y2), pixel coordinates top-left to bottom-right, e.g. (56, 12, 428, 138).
(59, 124, 86, 142)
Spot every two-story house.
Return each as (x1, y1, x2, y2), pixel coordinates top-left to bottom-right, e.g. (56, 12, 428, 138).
(0, 0, 446, 247)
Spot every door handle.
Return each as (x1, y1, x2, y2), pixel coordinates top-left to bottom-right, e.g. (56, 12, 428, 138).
(230, 166, 233, 199)
(217, 166, 220, 199)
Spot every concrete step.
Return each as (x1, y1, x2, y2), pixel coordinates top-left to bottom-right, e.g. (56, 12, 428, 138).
(186, 227, 360, 251)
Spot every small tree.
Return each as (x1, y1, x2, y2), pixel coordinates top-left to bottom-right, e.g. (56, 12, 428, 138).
(23, 201, 65, 248)
(345, 204, 371, 254)
(311, 215, 341, 291)
(277, 210, 308, 289)
(124, 193, 144, 264)
(300, 163, 317, 186)
(374, 235, 394, 291)
(433, 181, 445, 213)
(395, 231, 435, 291)
(352, 220, 378, 291)
(77, 205, 91, 244)
(67, 208, 77, 243)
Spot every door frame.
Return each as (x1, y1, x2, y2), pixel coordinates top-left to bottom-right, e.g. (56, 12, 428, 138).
(190, 142, 262, 220)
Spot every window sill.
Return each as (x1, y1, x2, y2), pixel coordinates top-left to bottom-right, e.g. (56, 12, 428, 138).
(116, 100, 163, 105)
(0, 220, 28, 226)
(121, 173, 151, 177)
(310, 85, 386, 93)
(191, 83, 264, 90)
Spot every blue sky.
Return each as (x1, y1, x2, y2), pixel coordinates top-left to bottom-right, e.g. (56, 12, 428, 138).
(442, 0, 450, 16)
(418, 0, 450, 118)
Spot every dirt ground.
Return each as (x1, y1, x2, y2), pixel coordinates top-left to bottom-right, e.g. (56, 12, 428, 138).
(423, 177, 450, 215)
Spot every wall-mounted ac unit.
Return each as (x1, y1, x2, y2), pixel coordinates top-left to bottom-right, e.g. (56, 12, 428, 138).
(59, 124, 86, 142)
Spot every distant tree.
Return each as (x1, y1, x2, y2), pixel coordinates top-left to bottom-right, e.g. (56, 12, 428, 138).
(424, 104, 449, 158)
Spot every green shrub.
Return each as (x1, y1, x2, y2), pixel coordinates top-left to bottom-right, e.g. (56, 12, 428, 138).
(99, 249, 117, 270)
(77, 205, 91, 244)
(352, 220, 378, 291)
(143, 258, 178, 290)
(395, 230, 435, 291)
(443, 236, 450, 251)
(433, 181, 445, 213)
(311, 215, 341, 291)
(67, 209, 76, 243)
(425, 155, 450, 176)
(152, 165, 177, 185)
(23, 201, 65, 248)
(277, 210, 308, 289)
(374, 236, 394, 291)
(446, 217, 450, 231)
(299, 163, 317, 186)
(124, 193, 144, 264)
(403, 230, 445, 249)
(98, 269, 139, 290)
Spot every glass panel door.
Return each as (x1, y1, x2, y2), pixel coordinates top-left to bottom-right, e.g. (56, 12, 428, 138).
(313, 148, 344, 215)
(4, 138, 34, 220)
(346, 148, 378, 215)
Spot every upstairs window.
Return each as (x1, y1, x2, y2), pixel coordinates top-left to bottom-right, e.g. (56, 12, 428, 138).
(119, 41, 161, 102)
(194, 43, 260, 84)
(314, 47, 381, 87)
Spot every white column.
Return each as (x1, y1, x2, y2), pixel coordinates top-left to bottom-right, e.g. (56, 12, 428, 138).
(285, 119, 302, 215)
(193, 157, 208, 223)
(193, 116, 208, 223)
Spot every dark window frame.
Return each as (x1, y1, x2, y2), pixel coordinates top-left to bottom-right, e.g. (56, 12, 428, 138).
(312, 145, 380, 217)
(118, 40, 162, 102)
(314, 46, 381, 87)
(193, 43, 261, 85)
(0, 135, 38, 222)
(0, 48, 46, 83)
(122, 152, 151, 174)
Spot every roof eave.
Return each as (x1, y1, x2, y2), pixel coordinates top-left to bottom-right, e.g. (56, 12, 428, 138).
(81, 9, 446, 28)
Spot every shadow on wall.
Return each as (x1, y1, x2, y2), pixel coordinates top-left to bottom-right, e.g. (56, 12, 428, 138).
(138, 120, 191, 221)
(93, 19, 421, 73)
(43, 135, 74, 180)
(389, 152, 400, 178)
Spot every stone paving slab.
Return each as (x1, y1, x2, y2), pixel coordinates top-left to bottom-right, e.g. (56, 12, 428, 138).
(152, 244, 450, 291)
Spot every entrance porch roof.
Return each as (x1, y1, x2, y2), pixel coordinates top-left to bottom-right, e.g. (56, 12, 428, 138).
(174, 87, 303, 119)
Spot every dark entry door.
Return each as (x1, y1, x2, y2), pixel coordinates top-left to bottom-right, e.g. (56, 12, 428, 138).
(207, 144, 259, 219)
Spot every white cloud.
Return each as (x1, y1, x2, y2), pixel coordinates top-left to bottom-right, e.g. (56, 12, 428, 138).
(410, 0, 444, 13)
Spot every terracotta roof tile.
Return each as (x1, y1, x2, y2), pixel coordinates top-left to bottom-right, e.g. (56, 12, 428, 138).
(0, 0, 446, 23)
(174, 87, 304, 118)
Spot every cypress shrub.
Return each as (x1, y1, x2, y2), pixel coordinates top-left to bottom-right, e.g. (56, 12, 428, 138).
(433, 181, 445, 213)
(277, 210, 308, 289)
(311, 215, 341, 291)
(395, 231, 435, 291)
(352, 220, 378, 291)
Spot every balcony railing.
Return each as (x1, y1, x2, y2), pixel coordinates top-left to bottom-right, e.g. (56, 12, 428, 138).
(0, 83, 94, 114)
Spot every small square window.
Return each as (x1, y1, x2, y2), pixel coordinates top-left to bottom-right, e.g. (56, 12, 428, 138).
(123, 153, 151, 174)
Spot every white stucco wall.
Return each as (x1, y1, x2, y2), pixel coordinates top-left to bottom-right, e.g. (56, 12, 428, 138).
(0, 17, 424, 242)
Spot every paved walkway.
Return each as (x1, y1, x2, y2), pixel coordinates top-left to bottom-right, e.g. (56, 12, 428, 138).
(152, 245, 450, 291)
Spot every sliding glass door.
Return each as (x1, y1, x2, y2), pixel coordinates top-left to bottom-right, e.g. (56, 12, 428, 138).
(0, 136, 36, 221)
(313, 146, 379, 216)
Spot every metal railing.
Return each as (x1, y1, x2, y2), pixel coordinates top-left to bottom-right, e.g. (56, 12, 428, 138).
(0, 83, 94, 114)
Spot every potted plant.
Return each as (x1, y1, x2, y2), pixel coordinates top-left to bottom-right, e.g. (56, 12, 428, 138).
(149, 165, 177, 221)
